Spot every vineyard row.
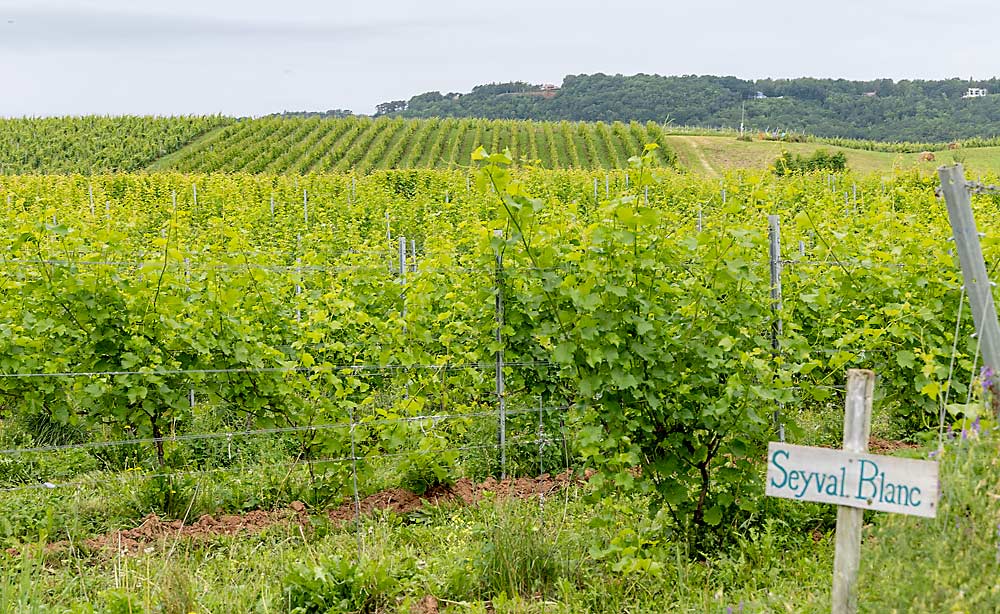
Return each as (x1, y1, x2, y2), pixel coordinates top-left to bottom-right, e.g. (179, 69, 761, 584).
(152, 117, 680, 174)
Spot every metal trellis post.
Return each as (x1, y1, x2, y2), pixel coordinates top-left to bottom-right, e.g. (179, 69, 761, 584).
(938, 164, 1000, 376)
(494, 229, 506, 479)
(768, 214, 784, 441)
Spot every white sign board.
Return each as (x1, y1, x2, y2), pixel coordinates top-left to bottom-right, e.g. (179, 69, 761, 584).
(766, 442, 939, 518)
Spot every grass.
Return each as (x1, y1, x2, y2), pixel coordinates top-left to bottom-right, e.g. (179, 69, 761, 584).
(1, 390, 982, 612)
(1, 429, 998, 612)
(144, 125, 232, 172)
(856, 434, 1000, 612)
(0, 375, 992, 612)
(0, 489, 837, 613)
(664, 134, 1000, 177)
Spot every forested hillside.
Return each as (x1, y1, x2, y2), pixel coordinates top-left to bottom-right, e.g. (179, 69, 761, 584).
(385, 74, 1000, 142)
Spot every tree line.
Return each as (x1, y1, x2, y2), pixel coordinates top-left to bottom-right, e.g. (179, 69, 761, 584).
(377, 74, 1000, 142)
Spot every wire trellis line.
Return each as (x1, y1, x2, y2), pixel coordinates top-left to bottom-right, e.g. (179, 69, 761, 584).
(0, 434, 569, 495)
(780, 259, 951, 271)
(0, 361, 555, 379)
(0, 405, 573, 457)
(0, 259, 487, 275)
(0, 257, 708, 276)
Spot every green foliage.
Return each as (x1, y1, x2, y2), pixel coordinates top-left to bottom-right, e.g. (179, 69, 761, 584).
(0, 116, 230, 174)
(0, 426, 97, 488)
(472, 503, 563, 599)
(134, 474, 199, 519)
(772, 149, 848, 175)
(0, 214, 293, 466)
(100, 590, 144, 614)
(15, 408, 88, 447)
(282, 555, 396, 614)
(399, 436, 459, 496)
(0, 483, 840, 612)
(4, 431, 1000, 612)
(475, 145, 779, 543)
(0, 165, 985, 563)
(857, 435, 1000, 612)
(391, 73, 1000, 142)
(0, 547, 47, 614)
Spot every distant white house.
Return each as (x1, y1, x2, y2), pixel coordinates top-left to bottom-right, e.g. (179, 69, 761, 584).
(963, 87, 989, 98)
(754, 91, 768, 99)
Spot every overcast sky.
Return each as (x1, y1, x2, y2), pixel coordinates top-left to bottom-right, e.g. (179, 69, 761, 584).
(0, 0, 995, 117)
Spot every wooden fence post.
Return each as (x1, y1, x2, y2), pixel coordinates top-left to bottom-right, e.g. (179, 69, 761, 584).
(831, 369, 875, 614)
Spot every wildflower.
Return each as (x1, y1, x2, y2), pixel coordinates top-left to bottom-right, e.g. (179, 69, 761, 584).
(982, 366, 995, 392)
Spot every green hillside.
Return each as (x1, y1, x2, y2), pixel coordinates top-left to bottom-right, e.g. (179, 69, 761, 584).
(665, 134, 1000, 177)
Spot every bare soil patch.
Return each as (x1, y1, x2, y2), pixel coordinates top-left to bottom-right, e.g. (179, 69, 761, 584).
(868, 437, 919, 454)
(411, 595, 440, 614)
(83, 509, 295, 555)
(327, 470, 587, 522)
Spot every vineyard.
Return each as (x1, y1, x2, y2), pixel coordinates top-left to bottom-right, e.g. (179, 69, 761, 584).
(12, 115, 1000, 180)
(0, 116, 232, 175)
(0, 153, 998, 611)
(151, 116, 679, 173)
(0, 116, 677, 175)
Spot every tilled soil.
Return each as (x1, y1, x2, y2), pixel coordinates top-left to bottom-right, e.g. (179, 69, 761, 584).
(326, 470, 586, 522)
(83, 508, 298, 555)
(868, 436, 920, 454)
(411, 595, 440, 614)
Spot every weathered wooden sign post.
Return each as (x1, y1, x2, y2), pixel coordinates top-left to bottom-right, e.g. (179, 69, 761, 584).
(766, 369, 939, 614)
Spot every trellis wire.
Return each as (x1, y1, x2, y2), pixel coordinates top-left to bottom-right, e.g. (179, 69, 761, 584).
(0, 434, 567, 496)
(940, 285, 967, 450)
(0, 197, 981, 560)
(0, 361, 554, 379)
(0, 405, 573, 458)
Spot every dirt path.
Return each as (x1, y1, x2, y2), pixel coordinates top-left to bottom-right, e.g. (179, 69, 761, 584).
(145, 125, 229, 171)
(667, 136, 720, 178)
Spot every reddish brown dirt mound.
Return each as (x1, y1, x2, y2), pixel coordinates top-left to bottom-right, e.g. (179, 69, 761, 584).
(326, 470, 588, 522)
(411, 595, 440, 614)
(83, 509, 297, 555)
(868, 437, 919, 454)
